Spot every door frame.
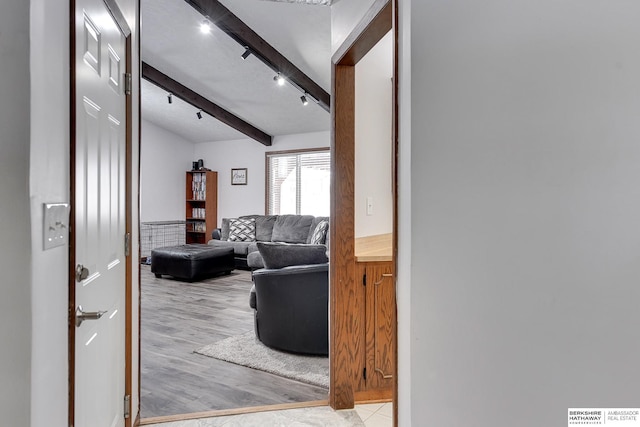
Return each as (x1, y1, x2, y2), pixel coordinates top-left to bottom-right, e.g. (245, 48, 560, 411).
(329, 0, 398, 421)
(68, 1, 134, 426)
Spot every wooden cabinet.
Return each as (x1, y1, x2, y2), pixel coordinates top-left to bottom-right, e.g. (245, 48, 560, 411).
(185, 171, 217, 244)
(353, 234, 395, 401)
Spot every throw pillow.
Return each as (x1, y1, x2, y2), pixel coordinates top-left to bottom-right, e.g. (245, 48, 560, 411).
(310, 220, 329, 245)
(257, 242, 328, 269)
(220, 217, 232, 240)
(228, 218, 256, 242)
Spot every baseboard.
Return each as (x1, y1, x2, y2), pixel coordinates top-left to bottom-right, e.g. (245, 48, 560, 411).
(138, 400, 329, 425)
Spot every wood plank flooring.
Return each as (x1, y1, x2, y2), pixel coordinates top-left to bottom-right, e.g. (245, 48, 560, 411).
(140, 265, 328, 419)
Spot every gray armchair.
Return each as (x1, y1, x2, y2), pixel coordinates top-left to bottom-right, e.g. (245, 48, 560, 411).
(250, 263, 328, 356)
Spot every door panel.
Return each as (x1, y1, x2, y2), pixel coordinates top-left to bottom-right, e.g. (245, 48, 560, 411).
(74, 0, 127, 425)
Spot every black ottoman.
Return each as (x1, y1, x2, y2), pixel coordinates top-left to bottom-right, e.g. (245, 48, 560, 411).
(151, 244, 234, 281)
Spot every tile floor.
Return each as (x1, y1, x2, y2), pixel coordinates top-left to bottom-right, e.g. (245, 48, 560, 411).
(145, 403, 393, 427)
(355, 402, 393, 427)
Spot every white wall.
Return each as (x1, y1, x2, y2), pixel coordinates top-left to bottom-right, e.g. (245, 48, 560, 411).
(409, 1, 640, 426)
(355, 31, 393, 238)
(0, 2, 32, 426)
(29, 0, 71, 424)
(396, 1, 412, 425)
(194, 131, 330, 222)
(330, 0, 377, 54)
(26, 0, 140, 425)
(140, 119, 195, 222)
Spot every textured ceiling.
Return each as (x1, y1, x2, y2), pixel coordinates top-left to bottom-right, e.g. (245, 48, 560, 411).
(141, 0, 331, 144)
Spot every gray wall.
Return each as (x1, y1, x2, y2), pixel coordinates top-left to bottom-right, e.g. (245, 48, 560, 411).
(409, 1, 640, 425)
(0, 1, 32, 426)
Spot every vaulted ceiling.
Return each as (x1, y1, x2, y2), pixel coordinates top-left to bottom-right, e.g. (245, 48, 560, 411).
(141, 0, 333, 144)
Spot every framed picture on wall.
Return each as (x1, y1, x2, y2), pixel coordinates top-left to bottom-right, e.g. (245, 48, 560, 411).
(231, 168, 247, 185)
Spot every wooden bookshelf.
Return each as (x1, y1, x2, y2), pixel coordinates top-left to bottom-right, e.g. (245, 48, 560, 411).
(185, 170, 217, 244)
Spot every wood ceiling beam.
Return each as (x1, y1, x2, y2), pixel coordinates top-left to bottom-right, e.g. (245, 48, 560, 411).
(142, 62, 272, 146)
(185, 0, 331, 112)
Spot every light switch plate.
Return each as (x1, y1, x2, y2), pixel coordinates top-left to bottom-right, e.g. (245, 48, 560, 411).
(366, 196, 374, 216)
(43, 203, 70, 250)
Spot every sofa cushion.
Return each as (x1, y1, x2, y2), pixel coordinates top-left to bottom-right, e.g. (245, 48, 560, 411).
(271, 215, 314, 243)
(309, 220, 329, 245)
(228, 218, 256, 242)
(255, 215, 278, 241)
(207, 239, 253, 256)
(257, 242, 328, 269)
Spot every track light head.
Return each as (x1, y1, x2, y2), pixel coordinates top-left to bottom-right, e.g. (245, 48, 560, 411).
(300, 94, 309, 106)
(167, 93, 173, 104)
(274, 73, 285, 86)
(241, 48, 251, 60)
(200, 19, 211, 34)
(196, 110, 203, 120)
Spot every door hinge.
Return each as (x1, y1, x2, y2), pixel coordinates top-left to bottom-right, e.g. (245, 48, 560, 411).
(363, 273, 367, 286)
(363, 367, 367, 380)
(124, 72, 132, 95)
(124, 232, 131, 257)
(124, 394, 131, 419)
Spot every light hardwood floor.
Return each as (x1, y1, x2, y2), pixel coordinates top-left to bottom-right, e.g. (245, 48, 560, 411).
(140, 265, 328, 419)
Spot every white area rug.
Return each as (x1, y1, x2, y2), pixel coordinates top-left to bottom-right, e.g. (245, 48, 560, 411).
(195, 331, 329, 389)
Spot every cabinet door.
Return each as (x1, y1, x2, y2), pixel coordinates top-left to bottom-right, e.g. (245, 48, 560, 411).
(364, 262, 395, 392)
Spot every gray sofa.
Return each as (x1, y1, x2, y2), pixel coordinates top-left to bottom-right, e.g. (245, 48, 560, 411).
(207, 214, 329, 269)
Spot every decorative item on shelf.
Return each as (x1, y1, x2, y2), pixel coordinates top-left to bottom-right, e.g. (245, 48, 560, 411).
(197, 159, 204, 170)
(231, 168, 247, 185)
(192, 161, 198, 171)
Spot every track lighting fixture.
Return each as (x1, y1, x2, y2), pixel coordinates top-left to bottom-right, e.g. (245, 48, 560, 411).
(274, 73, 285, 86)
(167, 93, 173, 104)
(196, 110, 203, 120)
(200, 19, 211, 34)
(241, 48, 251, 60)
(300, 94, 309, 106)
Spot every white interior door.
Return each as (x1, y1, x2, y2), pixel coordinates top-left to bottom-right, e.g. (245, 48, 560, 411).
(74, 0, 127, 425)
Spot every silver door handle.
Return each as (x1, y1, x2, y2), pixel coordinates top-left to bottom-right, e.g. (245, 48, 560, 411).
(75, 305, 107, 327)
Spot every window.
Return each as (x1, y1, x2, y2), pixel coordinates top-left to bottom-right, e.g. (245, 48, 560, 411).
(266, 148, 330, 216)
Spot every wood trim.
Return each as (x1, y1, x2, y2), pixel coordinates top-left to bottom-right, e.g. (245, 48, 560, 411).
(355, 389, 393, 403)
(184, 0, 330, 112)
(136, 0, 142, 420)
(391, 2, 399, 426)
(124, 31, 134, 427)
(141, 62, 272, 146)
(139, 400, 328, 425)
(331, 0, 392, 66)
(355, 397, 393, 405)
(68, 1, 77, 425)
(330, 0, 397, 419)
(329, 64, 358, 410)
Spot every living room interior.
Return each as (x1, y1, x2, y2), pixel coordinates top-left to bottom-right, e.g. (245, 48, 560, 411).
(138, 0, 394, 424)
